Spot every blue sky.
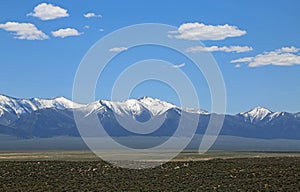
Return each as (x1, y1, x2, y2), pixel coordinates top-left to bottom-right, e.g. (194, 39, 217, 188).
(0, 0, 300, 114)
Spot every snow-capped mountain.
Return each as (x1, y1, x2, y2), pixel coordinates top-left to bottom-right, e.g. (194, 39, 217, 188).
(239, 106, 286, 123)
(96, 96, 177, 116)
(79, 97, 179, 119)
(0, 94, 299, 139)
(0, 94, 83, 125)
(85, 96, 208, 117)
(240, 106, 272, 122)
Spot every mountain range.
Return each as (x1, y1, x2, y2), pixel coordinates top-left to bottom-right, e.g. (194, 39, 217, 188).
(0, 94, 300, 139)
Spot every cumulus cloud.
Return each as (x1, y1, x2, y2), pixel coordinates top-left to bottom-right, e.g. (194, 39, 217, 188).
(27, 3, 69, 20)
(0, 21, 48, 40)
(109, 47, 128, 52)
(172, 63, 186, 68)
(84, 12, 102, 18)
(186, 45, 253, 53)
(231, 46, 300, 67)
(169, 22, 246, 41)
(276, 46, 299, 53)
(51, 28, 82, 38)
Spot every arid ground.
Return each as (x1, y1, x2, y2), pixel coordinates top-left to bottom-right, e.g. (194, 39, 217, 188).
(0, 151, 300, 191)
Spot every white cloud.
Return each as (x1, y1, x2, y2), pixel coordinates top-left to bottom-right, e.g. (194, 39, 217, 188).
(172, 63, 186, 68)
(51, 28, 82, 38)
(186, 45, 253, 53)
(84, 12, 102, 18)
(235, 64, 241, 68)
(231, 57, 253, 63)
(109, 47, 128, 52)
(231, 46, 300, 67)
(27, 3, 69, 20)
(276, 46, 299, 53)
(99, 28, 104, 32)
(84, 25, 90, 29)
(169, 22, 246, 41)
(0, 21, 48, 40)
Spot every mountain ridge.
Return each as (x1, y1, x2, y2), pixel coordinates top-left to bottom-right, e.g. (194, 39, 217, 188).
(0, 94, 299, 139)
(1, 93, 290, 116)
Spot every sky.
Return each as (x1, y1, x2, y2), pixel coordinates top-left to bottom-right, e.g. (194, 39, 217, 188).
(0, 0, 300, 114)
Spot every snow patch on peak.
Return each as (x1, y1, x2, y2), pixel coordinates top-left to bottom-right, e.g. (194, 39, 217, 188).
(183, 107, 209, 115)
(0, 96, 38, 116)
(252, 106, 271, 111)
(30, 97, 83, 110)
(240, 106, 272, 122)
(242, 106, 272, 115)
(95, 97, 177, 116)
(99, 99, 147, 116)
(0, 95, 83, 118)
(137, 97, 177, 115)
(53, 97, 84, 109)
(269, 111, 284, 120)
(125, 99, 144, 115)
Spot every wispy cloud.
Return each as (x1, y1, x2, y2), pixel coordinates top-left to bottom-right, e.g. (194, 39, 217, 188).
(109, 47, 128, 52)
(172, 63, 186, 68)
(27, 3, 69, 20)
(0, 21, 48, 40)
(52, 28, 82, 38)
(84, 12, 102, 18)
(84, 25, 90, 29)
(99, 28, 104, 32)
(186, 45, 253, 53)
(235, 64, 241, 68)
(169, 22, 246, 41)
(231, 46, 300, 67)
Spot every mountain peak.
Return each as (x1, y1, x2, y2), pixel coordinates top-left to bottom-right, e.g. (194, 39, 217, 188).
(240, 106, 272, 122)
(0, 95, 83, 119)
(97, 97, 177, 116)
(53, 96, 68, 100)
(137, 96, 162, 102)
(137, 96, 152, 100)
(137, 97, 177, 113)
(251, 106, 272, 113)
(241, 106, 272, 114)
(0, 94, 18, 101)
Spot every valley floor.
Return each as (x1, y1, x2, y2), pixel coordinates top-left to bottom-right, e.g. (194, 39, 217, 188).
(0, 151, 300, 191)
